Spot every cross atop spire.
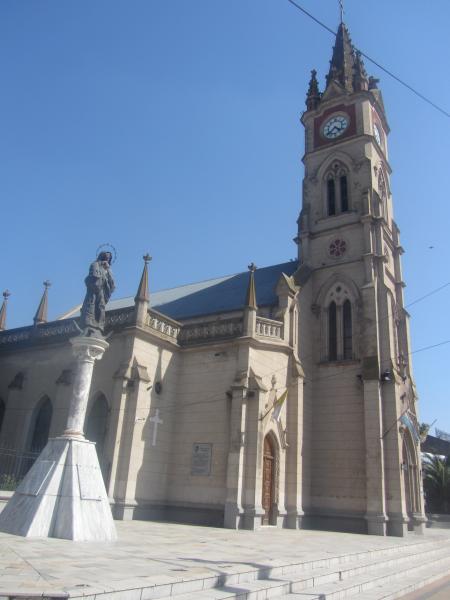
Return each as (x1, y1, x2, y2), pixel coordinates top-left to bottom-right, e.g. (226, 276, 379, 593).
(339, 0, 345, 24)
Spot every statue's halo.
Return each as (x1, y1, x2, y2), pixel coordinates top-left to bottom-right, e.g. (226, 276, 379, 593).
(96, 243, 118, 264)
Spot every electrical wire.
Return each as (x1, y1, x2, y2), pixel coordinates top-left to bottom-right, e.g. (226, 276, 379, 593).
(286, 0, 450, 119)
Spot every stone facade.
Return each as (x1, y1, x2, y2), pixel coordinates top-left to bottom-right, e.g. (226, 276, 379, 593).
(0, 23, 426, 536)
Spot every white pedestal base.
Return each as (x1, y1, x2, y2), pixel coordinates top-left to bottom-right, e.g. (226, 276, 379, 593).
(0, 436, 117, 541)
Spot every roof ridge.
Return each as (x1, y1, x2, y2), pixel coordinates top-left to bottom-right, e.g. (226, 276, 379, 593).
(138, 259, 297, 297)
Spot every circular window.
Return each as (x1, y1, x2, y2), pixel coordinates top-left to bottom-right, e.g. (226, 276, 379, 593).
(329, 239, 347, 258)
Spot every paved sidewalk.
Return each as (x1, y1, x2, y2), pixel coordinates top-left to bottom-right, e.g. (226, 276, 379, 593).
(0, 521, 449, 597)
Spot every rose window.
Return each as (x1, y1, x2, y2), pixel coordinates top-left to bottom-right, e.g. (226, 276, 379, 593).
(329, 239, 347, 257)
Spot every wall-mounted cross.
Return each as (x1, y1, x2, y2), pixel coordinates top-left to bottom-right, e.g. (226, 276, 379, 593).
(149, 409, 163, 446)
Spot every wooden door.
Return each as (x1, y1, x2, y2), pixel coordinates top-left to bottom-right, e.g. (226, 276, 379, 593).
(262, 435, 275, 525)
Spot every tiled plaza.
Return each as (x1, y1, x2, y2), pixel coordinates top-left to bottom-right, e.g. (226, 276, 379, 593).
(0, 521, 449, 598)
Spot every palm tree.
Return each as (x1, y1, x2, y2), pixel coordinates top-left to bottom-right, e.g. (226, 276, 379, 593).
(422, 454, 450, 514)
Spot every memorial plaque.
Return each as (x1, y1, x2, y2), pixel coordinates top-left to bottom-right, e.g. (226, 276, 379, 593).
(191, 443, 212, 476)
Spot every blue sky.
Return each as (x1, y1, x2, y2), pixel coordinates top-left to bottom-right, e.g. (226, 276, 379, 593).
(1, 1, 449, 431)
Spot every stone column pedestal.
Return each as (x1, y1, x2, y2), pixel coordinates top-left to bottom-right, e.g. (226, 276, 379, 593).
(0, 336, 117, 541)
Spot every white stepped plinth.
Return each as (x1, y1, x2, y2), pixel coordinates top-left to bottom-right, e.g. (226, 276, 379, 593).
(0, 436, 116, 540)
(0, 336, 117, 541)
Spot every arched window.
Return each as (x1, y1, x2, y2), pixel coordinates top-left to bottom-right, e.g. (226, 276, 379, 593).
(327, 178, 336, 216)
(85, 393, 109, 484)
(325, 161, 351, 216)
(378, 169, 387, 201)
(328, 302, 337, 361)
(319, 278, 359, 362)
(340, 175, 349, 212)
(29, 396, 52, 452)
(0, 398, 5, 434)
(343, 300, 353, 359)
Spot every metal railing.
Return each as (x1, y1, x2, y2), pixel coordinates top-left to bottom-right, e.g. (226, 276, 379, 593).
(0, 446, 40, 491)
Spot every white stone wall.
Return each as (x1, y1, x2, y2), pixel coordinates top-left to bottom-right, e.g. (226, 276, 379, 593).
(166, 344, 238, 508)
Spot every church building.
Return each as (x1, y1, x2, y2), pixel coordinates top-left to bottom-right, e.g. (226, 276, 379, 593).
(0, 22, 426, 537)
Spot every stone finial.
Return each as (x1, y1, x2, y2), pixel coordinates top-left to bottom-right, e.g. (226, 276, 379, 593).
(0, 290, 11, 331)
(353, 50, 368, 92)
(368, 76, 380, 90)
(245, 263, 257, 310)
(306, 69, 322, 111)
(34, 281, 51, 326)
(135, 254, 151, 303)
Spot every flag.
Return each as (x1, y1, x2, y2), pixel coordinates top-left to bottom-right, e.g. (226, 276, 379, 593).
(271, 390, 287, 422)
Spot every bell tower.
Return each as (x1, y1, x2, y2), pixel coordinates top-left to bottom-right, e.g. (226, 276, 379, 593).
(296, 22, 426, 536)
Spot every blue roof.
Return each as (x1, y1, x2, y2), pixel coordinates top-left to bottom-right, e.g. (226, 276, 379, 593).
(107, 261, 298, 321)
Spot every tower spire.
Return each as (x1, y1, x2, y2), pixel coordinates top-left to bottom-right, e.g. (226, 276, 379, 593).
(0, 290, 11, 331)
(326, 22, 356, 92)
(306, 69, 322, 111)
(135, 253, 151, 302)
(34, 281, 51, 325)
(245, 263, 257, 309)
(134, 254, 151, 327)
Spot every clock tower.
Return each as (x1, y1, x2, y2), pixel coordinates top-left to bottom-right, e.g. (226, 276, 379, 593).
(295, 22, 426, 536)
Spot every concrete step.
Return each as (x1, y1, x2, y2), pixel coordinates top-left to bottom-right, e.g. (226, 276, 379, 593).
(357, 556, 450, 599)
(151, 538, 450, 600)
(282, 552, 450, 600)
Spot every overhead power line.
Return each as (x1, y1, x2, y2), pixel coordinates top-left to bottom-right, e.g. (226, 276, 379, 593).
(286, 0, 450, 119)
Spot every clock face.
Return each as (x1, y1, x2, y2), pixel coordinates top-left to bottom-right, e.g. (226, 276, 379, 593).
(322, 114, 349, 139)
(374, 123, 382, 146)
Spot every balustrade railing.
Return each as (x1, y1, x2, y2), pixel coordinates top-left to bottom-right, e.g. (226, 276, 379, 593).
(146, 311, 180, 340)
(255, 316, 283, 339)
(179, 318, 243, 345)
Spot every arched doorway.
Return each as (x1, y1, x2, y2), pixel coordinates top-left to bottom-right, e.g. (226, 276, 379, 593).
(29, 396, 52, 453)
(262, 434, 276, 525)
(85, 393, 109, 485)
(402, 432, 419, 530)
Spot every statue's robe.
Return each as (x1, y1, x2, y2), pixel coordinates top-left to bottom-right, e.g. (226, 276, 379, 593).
(79, 261, 115, 334)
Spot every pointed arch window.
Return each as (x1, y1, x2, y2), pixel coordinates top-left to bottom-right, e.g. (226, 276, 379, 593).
(29, 396, 52, 453)
(340, 175, 349, 212)
(322, 282, 357, 362)
(328, 302, 338, 361)
(327, 178, 336, 216)
(0, 398, 5, 434)
(378, 169, 387, 201)
(343, 300, 353, 359)
(325, 162, 351, 216)
(85, 393, 110, 485)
